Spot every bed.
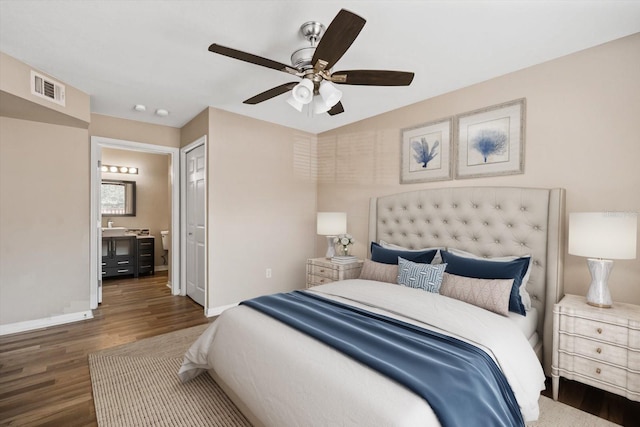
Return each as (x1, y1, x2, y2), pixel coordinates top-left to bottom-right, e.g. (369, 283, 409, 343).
(179, 186, 566, 426)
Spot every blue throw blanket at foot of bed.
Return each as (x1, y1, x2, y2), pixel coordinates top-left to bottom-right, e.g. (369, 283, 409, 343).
(241, 291, 524, 427)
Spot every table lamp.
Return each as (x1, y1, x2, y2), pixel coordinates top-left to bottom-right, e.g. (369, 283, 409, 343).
(317, 212, 347, 259)
(568, 212, 638, 308)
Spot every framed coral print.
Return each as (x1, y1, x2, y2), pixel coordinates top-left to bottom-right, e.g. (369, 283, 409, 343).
(455, 98, 525, 179)
(400, 118, 453, 184)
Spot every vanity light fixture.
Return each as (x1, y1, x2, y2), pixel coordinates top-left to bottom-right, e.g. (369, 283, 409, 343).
(101, 164, 139, 175)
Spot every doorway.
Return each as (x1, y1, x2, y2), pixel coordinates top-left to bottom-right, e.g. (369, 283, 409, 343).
(90, 136, 181, 308)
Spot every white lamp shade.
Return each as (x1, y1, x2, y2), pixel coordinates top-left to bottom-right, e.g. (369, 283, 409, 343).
(313, 96, 330, 115)
(318, 80, 342, 108)
(569, 212, 638, 259)
(317, 212, 347, 236)
(292, 79, 314, 105)
(286, 95, 304, 112)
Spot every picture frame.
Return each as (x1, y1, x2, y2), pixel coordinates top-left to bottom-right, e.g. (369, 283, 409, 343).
(455, 98, 525, 179)
(400, 117, 453, 184)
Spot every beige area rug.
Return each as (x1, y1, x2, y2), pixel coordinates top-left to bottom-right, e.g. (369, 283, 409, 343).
(89, 324, 619, 427)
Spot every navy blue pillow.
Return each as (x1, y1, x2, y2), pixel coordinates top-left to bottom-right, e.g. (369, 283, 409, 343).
(370, 242, 438, 265)
(440, 250, 528, 316)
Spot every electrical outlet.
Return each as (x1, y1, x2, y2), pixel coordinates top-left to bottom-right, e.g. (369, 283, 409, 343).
(266, 268, 272, 278)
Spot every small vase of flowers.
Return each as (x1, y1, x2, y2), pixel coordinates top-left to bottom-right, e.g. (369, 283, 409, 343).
(334, 233, 355, 256)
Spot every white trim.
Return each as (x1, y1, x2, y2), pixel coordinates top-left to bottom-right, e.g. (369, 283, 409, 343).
(0, 311, 93, 336)
(206, 303, 237, 317)
(90, 136, 181, 309)
(180, 136, 208, 313)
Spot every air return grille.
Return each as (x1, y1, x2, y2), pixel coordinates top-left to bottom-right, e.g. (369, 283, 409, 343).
(31, 70, 65, 106)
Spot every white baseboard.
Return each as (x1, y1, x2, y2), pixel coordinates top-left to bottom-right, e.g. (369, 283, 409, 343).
(155, 265, 168, 272)
(206, 303, 238, 317)
(0, 310, 94, 336)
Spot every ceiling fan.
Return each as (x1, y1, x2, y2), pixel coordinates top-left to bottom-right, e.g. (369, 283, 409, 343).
(208, 9, 414, 116)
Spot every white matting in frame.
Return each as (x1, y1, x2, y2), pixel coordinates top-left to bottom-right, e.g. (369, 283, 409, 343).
(401, 118, 452, 184)
(456, 98, 525, 179)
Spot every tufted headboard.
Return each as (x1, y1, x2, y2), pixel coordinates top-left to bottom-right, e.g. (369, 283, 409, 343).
(368, 186, 565, 375)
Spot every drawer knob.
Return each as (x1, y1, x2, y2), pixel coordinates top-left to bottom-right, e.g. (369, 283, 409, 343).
(320, 269, 325, 273)
(596, 347, 602, 354)
(596, 368, 601, 374)
(596, 328, 602, 334)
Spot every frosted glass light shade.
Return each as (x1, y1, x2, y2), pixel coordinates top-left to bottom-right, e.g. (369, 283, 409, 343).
(286, 95, 304, 112)
(317, 212, 347, 236)
(313, 96, 330, 114)
(292, 79, 314, 105)
(318, 80, 342, 108)
(569, 212, 637, 259)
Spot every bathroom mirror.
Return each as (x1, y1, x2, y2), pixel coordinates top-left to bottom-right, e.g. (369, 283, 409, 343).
(101, 180, 136, 216)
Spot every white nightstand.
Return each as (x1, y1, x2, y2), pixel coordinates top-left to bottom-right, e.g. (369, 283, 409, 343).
(552, 294, 640, 402)
(306, 257, 363, 288)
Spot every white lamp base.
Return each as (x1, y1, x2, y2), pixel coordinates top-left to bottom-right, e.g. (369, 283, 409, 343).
(585, 258, 613, 308)
(325, 235, 336, 259)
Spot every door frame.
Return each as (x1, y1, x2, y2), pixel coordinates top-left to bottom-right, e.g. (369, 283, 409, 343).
(90, 136, 180, 309)
(180, 136, 207, 311)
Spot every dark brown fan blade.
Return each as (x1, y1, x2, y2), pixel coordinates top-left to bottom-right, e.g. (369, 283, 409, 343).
(331, 70, 415, 86)
(243, 82, 299, 105)
(209, 44, 299, 75)
(312, 9, 366, 70)
(327, 101, 344, 116)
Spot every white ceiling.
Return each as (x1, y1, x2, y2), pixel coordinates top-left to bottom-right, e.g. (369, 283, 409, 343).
(1, 1, 639, 134)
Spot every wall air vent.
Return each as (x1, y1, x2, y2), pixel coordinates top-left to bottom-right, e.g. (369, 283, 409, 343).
(30, 70, 66, 106)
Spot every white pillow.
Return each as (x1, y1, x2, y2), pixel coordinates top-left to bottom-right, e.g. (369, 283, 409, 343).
(379, 240, 443, 264)
(446, 248, 533, 311)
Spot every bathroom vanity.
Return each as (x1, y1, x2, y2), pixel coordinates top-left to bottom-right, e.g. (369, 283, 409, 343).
(137, 237, 155, 276)
(101, 235, 137, 278)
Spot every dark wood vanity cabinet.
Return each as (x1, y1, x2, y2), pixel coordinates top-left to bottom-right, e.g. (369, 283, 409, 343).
(137, 237, 155, 276)
(102, 236, 137, 278)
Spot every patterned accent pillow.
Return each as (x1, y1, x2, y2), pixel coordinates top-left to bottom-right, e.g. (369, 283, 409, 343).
(439, 273, 513, 316)
(397, 257, 447, 293)
(359, 259, 399, 284)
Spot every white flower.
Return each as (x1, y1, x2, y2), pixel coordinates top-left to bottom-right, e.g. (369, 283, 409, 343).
(340, 237, 350, 245)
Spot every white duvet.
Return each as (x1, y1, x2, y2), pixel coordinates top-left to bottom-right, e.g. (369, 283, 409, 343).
(179, 280, 545, 426)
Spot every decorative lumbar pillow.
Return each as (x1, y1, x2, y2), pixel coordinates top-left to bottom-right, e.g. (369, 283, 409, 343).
(440, 250, 529, 316)
(379, 240, 444, 264)
(397, 257, 447, 293)
(359, 259, 399, 284)
(370, 242, 438, 265)
(447, 248, 533, 311)
(439, 273, 513, 317)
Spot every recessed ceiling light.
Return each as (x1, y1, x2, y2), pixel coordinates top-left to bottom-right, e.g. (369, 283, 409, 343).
(155, 109, 169, 117)
(134, 104, 146, 112)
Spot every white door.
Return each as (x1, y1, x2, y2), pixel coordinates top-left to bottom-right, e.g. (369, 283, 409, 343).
(185, 144, 206, 306)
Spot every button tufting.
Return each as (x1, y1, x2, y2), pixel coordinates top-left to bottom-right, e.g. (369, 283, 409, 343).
(495, 205, 501, 210)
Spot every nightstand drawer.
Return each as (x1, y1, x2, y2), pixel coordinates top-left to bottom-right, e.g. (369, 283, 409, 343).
(559, 353, 628, 388)
(307, 274, 335, 287)
(560, 315, 628, 346)
(559, 334, 628, 366)
(308, 264, 340, 280)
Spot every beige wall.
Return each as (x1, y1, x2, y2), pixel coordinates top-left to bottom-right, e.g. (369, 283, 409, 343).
(0, 116, 91, 324)
(101, 148, 171, 268)
(317, 33, 640, 305)
(207, 108, 318, 308)
(89, 114, 181, 148)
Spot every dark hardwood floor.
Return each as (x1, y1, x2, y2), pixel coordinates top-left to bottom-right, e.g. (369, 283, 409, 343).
(0, 272, 212, 426)
(1, 273, 639, 426)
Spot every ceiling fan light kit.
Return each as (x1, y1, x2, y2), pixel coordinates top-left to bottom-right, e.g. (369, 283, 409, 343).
(208, 9, 414, 117)
(291, 78, 314, 104)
